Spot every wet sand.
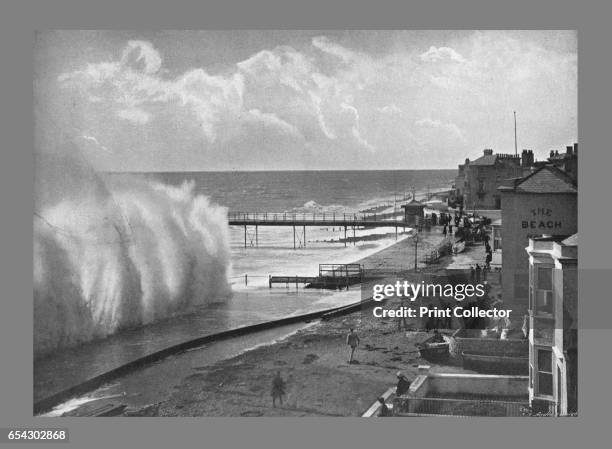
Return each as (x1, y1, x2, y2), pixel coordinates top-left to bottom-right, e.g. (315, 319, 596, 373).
(155, 230, 497, 417)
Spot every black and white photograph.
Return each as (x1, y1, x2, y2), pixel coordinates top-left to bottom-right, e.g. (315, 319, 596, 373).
(33, 30, 577, 417)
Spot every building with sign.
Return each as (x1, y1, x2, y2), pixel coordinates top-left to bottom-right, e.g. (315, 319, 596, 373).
(498, 165, 577, 312)
(525, 234, 577, 415)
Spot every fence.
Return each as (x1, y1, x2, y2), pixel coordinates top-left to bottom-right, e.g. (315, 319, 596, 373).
(393, 396, 528, 417)
(423, 238, 453, 264)
(319, 264, 362, 279)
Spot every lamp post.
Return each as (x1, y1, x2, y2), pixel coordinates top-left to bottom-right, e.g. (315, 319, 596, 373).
(414, 230, 419, 272)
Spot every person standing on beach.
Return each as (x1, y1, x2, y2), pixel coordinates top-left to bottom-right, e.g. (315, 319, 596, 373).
(397, 297, 408, 331)
(483, 232, 490, 247)
(346, 328, 360, 364)
(485, 251, 492, 270)
(271, 370, 286, 407)
(395, 371, 411, 396)
(378, 397, 392, 417)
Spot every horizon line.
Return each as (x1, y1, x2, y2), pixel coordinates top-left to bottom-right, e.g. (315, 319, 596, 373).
(103, 168, 458, 173)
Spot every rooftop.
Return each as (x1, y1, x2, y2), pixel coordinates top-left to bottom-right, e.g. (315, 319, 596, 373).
(562, 233, 578, 246)
(469, 154, 499, 166)
(401, 199, 425, 208)
(498, 164, 577, 194)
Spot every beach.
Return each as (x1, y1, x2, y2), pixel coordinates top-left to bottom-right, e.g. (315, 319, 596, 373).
(156, 229, 496, 417)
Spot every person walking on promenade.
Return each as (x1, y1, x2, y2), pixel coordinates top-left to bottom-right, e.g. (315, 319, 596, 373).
(449, 224, 453, 235)
(271, 370, 286, 408)
(475, 264, 482, 283)
(346, 328, 360, 364)
(485, 251, 492, 270)
(470, 265, 476, 284)
(442, 225, 447, 237)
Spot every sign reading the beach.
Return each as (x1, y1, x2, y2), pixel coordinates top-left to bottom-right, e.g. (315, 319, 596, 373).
(521, 206, 564, 229)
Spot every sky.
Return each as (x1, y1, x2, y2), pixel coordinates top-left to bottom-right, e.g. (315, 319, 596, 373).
(34, 30, 577, 171)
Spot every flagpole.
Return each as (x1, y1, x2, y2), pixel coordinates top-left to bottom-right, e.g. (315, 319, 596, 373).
(514, 111, 517, 156)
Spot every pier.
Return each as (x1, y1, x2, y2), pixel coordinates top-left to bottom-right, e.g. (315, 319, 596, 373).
(228, 211, 408, 248)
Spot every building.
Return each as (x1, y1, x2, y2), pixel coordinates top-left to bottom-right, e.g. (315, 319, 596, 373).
(497, 165, 577, 311)
(546, 143, 578, 182)
(525, 234, 577, 415)
(401, 199, 425, 225)
(454, 160, 467, 205)
(461, 149, 524, 210)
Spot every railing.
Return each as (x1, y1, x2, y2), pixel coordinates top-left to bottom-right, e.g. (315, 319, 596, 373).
(393, 396, 528, 417)
(423, 237, 454, 264)
(319, 264, 363, 279)
(228, 211, 404, 223)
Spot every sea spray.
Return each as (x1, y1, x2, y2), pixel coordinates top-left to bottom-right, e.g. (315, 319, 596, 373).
(34, 153, 231, 357)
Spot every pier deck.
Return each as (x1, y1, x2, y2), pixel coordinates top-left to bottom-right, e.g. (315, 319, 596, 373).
(228, 211, 410, 248)
(228, 211, 406, 227)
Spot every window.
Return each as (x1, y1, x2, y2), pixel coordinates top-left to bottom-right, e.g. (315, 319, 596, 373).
(535, 266, 553, 316)
(536, 349, 553, 397)
(530, 265, 554, 316)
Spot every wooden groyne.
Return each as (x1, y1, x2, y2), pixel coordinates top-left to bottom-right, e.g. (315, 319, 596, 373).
(269, 263, 363, 289)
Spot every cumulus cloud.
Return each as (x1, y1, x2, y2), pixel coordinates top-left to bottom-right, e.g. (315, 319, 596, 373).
(48, 31, 575, 170)
(312, 36, 357, 63)
(376, 104, 402, 114)
(420, 46, 467, 63)
(121, 40, 162, 74)
(340, 103, 375, 151)
(246, 109, 303, 137)
(79, 134, 110, 152)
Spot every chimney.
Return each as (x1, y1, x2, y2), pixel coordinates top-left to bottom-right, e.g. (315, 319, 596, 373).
(483, 149, 493, 156)
(521, 149, 534, 167)
(566, 145, 573, 155)
(574, 142, 578, 154)
(465, 158, 470, 165)
(550, 150, 555, 158)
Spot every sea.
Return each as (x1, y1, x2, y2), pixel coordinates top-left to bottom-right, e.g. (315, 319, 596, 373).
(34, 169, 455, 413)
